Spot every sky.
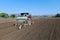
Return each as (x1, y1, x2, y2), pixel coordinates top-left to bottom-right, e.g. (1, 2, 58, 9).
(0, 0, 60, 16)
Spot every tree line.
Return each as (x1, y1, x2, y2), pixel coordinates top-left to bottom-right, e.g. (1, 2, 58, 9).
(0, 13, 16, 18)
(0, 12, 60, 18)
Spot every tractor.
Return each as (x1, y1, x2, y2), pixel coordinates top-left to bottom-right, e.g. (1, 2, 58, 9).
(15, 13, 33, 29)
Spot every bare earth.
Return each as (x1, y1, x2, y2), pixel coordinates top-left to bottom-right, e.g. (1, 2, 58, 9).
(0, 18, 60, 40)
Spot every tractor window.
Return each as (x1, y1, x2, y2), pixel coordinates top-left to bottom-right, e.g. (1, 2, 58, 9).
(21, 13, 29, 16)
(21, 13, 24, 16)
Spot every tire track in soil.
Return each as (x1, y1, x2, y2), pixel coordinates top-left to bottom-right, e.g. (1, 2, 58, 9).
(1, 18, 53, 40)
(0, 19, 40, 40)
(0, 18, 60, 40)
(49, 24, 56, 40)
(0, 22, 19, 40)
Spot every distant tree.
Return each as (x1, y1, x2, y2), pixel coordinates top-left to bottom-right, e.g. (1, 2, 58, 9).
(55, 13, 60, 17)
(0, 13, 9, 18)
(10, 14, 16, 18)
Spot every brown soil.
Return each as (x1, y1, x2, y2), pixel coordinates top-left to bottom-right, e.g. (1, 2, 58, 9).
(0, 18, 60, 40)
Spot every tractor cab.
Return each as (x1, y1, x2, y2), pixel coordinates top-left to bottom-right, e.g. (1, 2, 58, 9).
(20, 13, 29, 17)
(20, 13, 32, 20)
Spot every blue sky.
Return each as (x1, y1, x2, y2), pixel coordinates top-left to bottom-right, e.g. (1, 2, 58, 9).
(0, 0, 60, 15)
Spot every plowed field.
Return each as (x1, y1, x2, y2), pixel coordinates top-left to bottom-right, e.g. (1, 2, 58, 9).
(0, 18, 60, 40)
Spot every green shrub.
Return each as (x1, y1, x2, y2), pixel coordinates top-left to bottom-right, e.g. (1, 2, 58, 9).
(10, 14, 16, 18)
(55, 13, 60, 17)
(0, 13, 9, 18)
